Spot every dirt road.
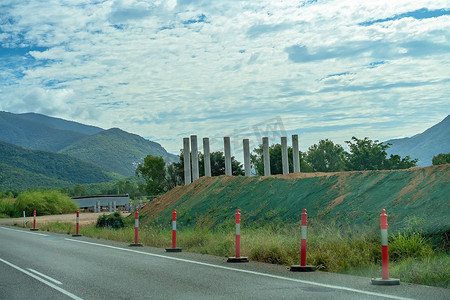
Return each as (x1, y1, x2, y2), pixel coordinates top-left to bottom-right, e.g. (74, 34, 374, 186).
(0, 211, 131, 226)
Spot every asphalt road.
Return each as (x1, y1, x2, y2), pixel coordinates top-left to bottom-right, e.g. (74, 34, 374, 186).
(0, 226, 448, 300)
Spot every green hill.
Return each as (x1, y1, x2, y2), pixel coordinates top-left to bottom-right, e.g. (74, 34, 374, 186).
(0, 111, 179, 178)
(18, 112, 103, 135)
(141, 165, 450, 236)
(0, 141, 119, 191)
(59, 128, 178, 176)
(386, 115, 450, 167)
(0, 111, 90, 152)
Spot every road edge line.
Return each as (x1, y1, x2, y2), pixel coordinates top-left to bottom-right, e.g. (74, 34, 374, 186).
(0, 226, 49, 236)
(0, 257, 82, 300)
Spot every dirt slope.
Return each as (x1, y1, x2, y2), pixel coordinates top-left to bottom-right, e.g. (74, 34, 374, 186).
(140, 164, 450, 234)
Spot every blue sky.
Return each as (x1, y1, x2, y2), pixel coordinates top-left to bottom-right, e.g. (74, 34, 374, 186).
(0, 0, 449, 156)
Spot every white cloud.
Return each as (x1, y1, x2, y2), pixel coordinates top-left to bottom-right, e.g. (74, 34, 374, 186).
(0, 0, 449, 155)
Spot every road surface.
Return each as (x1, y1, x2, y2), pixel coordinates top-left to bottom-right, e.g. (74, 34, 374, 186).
(0, 226, 448, 300)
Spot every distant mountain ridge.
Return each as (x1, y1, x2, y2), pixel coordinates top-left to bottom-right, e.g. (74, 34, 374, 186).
(60, 128, 178, 176)
(18, 112, 103, 135)
(0, 111, 91, 152)
(0, 111, 178, 178)
(0, 140, 117, 191)
(385, 115, 450, 167)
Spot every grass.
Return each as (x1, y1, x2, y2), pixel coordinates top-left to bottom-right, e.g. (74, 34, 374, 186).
(33, 220, 449, 289)
(344, 254, 450, 288)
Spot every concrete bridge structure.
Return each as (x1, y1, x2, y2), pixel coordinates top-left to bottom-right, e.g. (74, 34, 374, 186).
(183, 135, 301, 184)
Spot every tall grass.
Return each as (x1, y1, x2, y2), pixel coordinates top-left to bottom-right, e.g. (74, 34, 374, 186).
(16, 190, 78, 216)
(0, 198, 16, 218)
(36, 220, 448, 288)
(1, 190, 78, 217)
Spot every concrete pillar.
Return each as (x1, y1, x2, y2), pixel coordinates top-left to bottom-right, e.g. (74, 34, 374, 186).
(281, 136, 289, 175)
(97, 201, 101, 213)
(191, 135, 199, 181)
(243, 139, 251, 176)
(93, 203, 97, 213)
(108, 202, 112, 212)
(113, 201, 116, 212)
(203, 137, 211, 177)
(292, 134, 300, 173)
(263, 137, 271, 176)
(224, 137, 232, 175)
(183, 137, 191, 185)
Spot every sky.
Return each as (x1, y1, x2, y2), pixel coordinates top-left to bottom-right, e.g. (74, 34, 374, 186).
(0, 0, 449, 157)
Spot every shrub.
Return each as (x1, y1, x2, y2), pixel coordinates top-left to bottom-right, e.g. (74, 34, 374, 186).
(0, 198, 17, 218)
(389, 232, 434, 261)
(14, 190, 78, 216)
(96, 212, 124, 229)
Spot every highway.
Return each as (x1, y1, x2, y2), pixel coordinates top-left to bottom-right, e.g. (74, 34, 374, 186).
(0, 226, 448, 300)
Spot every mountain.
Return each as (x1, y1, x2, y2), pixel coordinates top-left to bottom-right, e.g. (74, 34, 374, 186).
(0, 111, 179, 177)
(0, 141, 119, 191)
(385, 115, 450, 167)
(59, 128, 178, 176)
(0, 111, 97, 152)
(18, 112, 103, 135)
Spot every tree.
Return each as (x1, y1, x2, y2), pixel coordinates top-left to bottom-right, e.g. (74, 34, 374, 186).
(166, 163, 183, 188)
(385, 154, 418, 170)
(72, 184, 86, 197)
(169, 150, 244, 183)
(135, 155, 173, 195)
(432, 153, 450, 165)
(306, 139, 346, 172)
(113, 179, 140, 198)
(171, 151, 185, 184)
(345, 137, 417, 171)
(199, 151, 244, 176)
(251, 143, 311, 175)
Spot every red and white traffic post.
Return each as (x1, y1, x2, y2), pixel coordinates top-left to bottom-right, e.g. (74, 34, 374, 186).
(129, 210, 143, 247)
(72, 210, 82, 237)
(30, 210, 39, 231)
(291, 209, 315, 272)
(166, 209, 182, 252)
(372, 209, 400, 285)
(227, 209, 248, 262)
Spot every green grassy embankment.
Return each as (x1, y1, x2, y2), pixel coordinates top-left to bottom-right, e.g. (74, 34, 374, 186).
(140, 164, 450, 239)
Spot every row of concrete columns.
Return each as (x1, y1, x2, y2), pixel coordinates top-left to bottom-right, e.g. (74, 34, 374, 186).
(183, 135, 301, 185)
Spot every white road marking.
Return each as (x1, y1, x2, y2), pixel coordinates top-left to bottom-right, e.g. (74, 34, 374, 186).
(27, 268, 63, 285)
(0, 226, 49, 236)
(0, 258, 83, 300)
(65, 238, 414, 300)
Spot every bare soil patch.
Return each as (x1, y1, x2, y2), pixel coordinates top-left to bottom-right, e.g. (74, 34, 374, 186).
(328, 193, 350, 210)
(0, 211, 131, 226)
(141, 176, 217, 218)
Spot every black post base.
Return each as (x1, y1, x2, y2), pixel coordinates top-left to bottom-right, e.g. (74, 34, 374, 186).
(227, 257, 249, 263)
(290, 265, 316, 272)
